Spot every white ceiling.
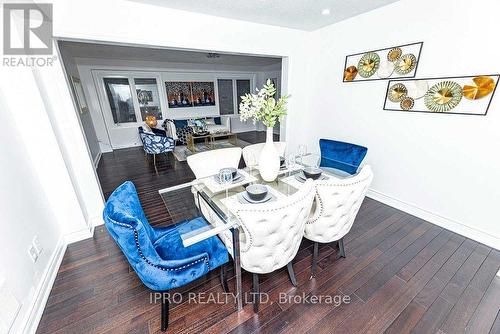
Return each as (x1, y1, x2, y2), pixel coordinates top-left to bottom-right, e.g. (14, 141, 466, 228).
(59, 41, 282, 66)
(132, 0, 400, 31)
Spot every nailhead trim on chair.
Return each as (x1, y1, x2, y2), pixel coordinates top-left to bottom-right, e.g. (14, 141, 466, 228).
(235, 189, 314, 253)
(306, 174, 371, 225)
(109, 218, 210, 272)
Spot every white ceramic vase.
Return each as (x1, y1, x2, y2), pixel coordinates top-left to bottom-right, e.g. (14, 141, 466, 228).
(259, 127, 280, 182)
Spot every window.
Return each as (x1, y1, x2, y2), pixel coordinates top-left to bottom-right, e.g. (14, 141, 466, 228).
(236, 79, 251, 113)
(134, 78, 162, 120)
(217, 78, 252, 115)
(217, 79, 235, 115)
(103, 78, 136, 124)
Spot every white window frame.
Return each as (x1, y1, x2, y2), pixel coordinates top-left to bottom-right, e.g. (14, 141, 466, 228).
(93, 70, 166, 130)
(215, 75, 255, 116)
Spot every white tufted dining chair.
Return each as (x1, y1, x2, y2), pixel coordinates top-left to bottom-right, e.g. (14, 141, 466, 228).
(305, 165, 373, 277)
(187, 147, 242, 179)
(242, 142, 286, 167)
(233, 179, 315, 311)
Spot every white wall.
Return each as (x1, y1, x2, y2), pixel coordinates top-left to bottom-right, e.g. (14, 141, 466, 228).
(287, 0, 500, 248)
(0, 39, 86, 334)
(0, 90, 63, 333)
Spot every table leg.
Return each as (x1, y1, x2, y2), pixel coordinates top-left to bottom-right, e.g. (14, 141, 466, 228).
(231, 227, 243, 311)
(187, 135, 194, 152)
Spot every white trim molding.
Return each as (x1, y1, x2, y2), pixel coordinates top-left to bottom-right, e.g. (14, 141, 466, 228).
(367, 188, 500, 250)
(93, 151, 102, 168)
(21, 237, 67, 334)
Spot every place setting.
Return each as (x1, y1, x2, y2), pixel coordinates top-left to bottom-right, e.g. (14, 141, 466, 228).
(294, 166, 329, 183)
(236, 184, 277, 204)
(203, 167, 258, 193)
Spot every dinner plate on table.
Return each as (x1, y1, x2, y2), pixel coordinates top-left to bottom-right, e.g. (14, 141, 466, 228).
(237, 191, 275, 204)
(295, 171, 329, 183)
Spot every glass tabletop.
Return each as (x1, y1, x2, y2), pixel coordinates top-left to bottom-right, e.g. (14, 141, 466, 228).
(159, 162, 351, 247)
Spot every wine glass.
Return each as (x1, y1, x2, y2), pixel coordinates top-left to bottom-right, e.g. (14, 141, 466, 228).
(246, 152, 258, 170)
(298, 145, 307, 165)
(285, 153, 296, 176)
(302, 153, 321, 168)
(218, 168, 233, 198)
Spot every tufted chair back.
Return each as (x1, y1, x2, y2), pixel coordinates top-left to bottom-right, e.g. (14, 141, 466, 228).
(187, 147, 242, 179)
(234, 179, 315, 274)
(103, 182, 170, 290)
(242, 142, 286, 167)
(305, 165, 373, 243)
(103, 181, 212, 291)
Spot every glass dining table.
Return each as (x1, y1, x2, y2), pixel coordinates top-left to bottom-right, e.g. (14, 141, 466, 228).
(158, 157, 350, 311)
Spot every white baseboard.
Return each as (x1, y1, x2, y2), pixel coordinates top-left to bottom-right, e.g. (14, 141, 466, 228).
(21, 237, 67, 334)
(90, 215, 104, 227)
(64, 227, 93, 244)
(93, 151, 102, 168)
(111, 143, 142, 150)
(367, 188, 499, 250)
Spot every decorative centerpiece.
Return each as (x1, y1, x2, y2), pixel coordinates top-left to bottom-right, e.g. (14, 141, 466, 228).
(239, 79, 289, 182)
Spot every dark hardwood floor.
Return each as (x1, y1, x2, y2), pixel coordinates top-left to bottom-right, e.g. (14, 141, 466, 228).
(37, 131, 500, 334)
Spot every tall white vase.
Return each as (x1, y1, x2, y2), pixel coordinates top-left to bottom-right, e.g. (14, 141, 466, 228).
(259, 127, 280, 182)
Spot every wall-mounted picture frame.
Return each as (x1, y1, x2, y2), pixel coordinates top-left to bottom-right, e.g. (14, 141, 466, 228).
(165, 81, 193, 108)
(343, 42, 423, 83)
(383, 74, 499, 116)
(70, 76, 89, 114)
(191, 82, 215, 107)
(165, 81, 216, 108)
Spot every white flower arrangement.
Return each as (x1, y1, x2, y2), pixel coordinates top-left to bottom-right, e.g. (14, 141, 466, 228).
(239, 79, 289, 128)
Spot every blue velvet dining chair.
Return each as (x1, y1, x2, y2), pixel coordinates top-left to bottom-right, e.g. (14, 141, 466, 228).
(103, 181, 229, 332)
(138, 126, 175, 166)
(319, 139, 368, 175)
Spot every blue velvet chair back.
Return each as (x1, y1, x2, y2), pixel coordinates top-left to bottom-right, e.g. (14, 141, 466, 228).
(103, 181, 167, 289)
(103, 181, 230, 293)
(319, 139, 368, 175)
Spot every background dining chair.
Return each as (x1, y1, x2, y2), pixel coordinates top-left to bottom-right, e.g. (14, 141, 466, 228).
(304, 165, 373, 277)
(138, 126, 176, 166)
(187, 147, 242, 179)
(319, 138, 368, 175)
(103, 181, 229, 332)
(242, 142, 286, 167)
(234, 179, 315, 311)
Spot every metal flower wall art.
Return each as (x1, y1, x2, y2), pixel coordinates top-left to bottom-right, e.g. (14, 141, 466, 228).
(343, 42, 423, 82)
(383, 75, 499, 115)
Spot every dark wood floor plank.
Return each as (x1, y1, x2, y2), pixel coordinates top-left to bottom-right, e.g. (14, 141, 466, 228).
(360, 232, 465, 333)
(384, 301, 426, 334)
(259, 249, 382, 334)
(340, 218, 429, 295)
(397, 230, 453, 282)
(35, 134, 500, 334)
(354, 225, 443, 301)
(412, 243, 490, 334)
(440, 249, 500, 333)
(466, 276, 500, 334)
(488, 310, 500, 334)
